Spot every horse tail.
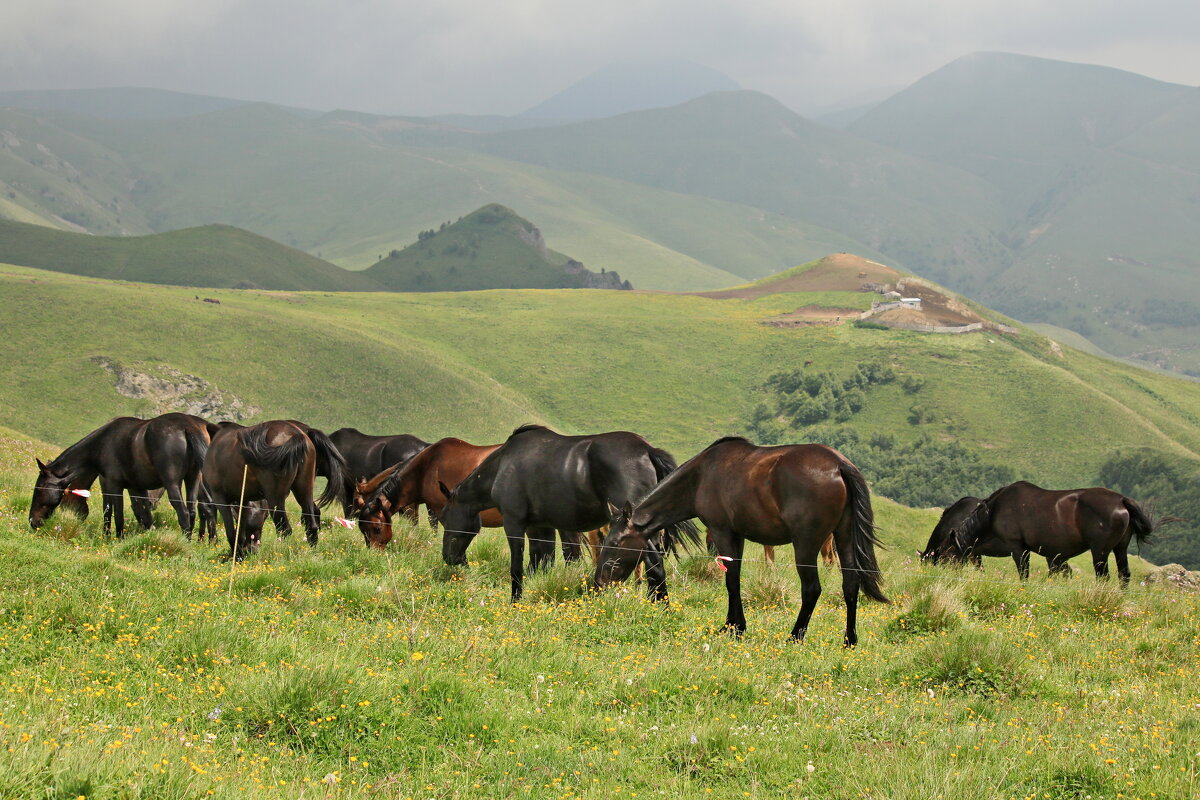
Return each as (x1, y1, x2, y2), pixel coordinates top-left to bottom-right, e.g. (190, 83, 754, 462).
(240, 426, 309, 475)
(1122, 497, 1156, 545)
(184, 427, 210, 479)
(306, 427, 349, 508)
(646, 446, 702, 556)
(838, 459, 888, 603)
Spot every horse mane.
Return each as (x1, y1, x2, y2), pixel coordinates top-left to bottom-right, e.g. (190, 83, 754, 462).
(509, 423, 550, 438)
(952, 499, 993, 554)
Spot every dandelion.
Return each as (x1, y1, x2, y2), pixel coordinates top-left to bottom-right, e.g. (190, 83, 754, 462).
(806, 761, 815, 774)
(323, 773, 340, 785)
(411, 652, 425, 661)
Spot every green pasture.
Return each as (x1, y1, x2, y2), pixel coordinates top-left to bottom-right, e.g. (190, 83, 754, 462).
(0, 427, 1195, 800)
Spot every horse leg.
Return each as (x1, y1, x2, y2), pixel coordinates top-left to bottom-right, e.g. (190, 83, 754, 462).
(427, 507, 440, 534)
(711, 530, 746, 636)
(820, 533, 838, 567)
(1114, 543, 1131, 589)
(1091, 548, 1111, 581)
(586, 529, 602, 563)
(643, 540, 669, 603)
(1013, 549, 1031, 581)
(293, 483, 320, 547)
(110, 484, 127, 538)
(131, 494, 155, 530)
(272, 508, 292, 538)
(790, 537, 826, 643)
(100, 481, 115, 537)
(216, 500, 238, 559)
(763, 545, 775, 566)
(527, 527, 555, 572)
(561, 530, 584, 563)
(504, 520, 527, 602)
(163, 480, 191, 535)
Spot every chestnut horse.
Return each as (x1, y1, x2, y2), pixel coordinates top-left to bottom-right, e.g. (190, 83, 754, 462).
(328, 428, 428, 516)
(352, 437, 502, 547)
(30, 413, 212, 537)
(594, 437, 887, 646)
(944, 481, 1158, 586)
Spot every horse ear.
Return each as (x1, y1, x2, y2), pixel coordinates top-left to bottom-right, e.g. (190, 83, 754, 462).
(438, 481, 452, 499)
(35, 458, 46, 471)
(607, 501, 620, 518)
(621, 501, 634, 518)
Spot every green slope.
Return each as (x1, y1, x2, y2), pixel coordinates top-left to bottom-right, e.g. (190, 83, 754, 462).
(0, 218, 380, 291)
(362, 204, 617, 291)
(3, 262, 1198, 496)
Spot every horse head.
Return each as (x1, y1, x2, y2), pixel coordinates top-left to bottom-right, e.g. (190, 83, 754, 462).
(592, 501, 650, 589)
(29, 458, 71, 529)
(438, 480, 480, 566)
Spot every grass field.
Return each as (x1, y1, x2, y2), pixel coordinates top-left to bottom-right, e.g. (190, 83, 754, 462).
(0, 427, 1196, 800)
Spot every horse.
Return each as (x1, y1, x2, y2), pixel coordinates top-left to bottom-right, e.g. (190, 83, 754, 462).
(919, 496, 1071, 576)
(328, 428, 428, 517)
(202, 420, 346, 559)
(352, 437, 501, 548)
(593, 437, 887, 646)
(941, 481, 1158, 586)
(440, 425, 701, 602)
(211, 420, 348, 538)
(29, 413, 212, 537)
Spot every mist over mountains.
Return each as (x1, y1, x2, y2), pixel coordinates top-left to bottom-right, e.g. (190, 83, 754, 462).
(1, 53, 1198, 374)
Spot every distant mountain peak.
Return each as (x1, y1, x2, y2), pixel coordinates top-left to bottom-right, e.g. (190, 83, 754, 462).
(520, 59, 740, 121)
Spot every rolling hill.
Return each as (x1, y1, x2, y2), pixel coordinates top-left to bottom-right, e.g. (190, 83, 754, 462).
(0, 102, 869, 291)
(363, 204, 629, 291)
(0, 218, 380, 290)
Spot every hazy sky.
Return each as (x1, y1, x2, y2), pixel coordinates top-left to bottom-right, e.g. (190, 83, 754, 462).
(4, 0, 1199, 116)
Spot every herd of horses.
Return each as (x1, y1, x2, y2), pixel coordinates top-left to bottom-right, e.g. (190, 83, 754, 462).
(28, 412, 1161, 646)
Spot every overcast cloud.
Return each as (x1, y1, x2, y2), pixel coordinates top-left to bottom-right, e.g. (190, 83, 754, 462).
(3, 0, 1198, 116)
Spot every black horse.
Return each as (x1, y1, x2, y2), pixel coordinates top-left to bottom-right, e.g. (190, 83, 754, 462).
(920, 496, 1073, 576)
(328, 428, 428, 518)
(943, 481, 1158, 586)
(440, 425, 700, 602)
(30, 413, 212, 537)
(594, 437, 887, 646)
(203, 420, 347, 558)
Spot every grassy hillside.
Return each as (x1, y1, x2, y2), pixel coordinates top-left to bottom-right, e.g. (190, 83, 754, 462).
(363, 204, 615, 291)
(0, 218, 380, 290)
(3, 261, 1199, 498)
(0, 426, 1196, 799)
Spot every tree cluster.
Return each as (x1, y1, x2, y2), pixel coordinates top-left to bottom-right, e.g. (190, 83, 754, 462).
(1098, 449, 1200, 569)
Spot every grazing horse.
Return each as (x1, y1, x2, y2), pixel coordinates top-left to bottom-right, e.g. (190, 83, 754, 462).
(352, 437, 501, 548)
(440, 425, 700, 602)
(919, 496, 1070, 576)
(943, 481, 1157, 586)
(29, 413, 212, 537)
(328, 428, 428, 517)
(594, 437, 888, 646)
(203, 420, 346, 559)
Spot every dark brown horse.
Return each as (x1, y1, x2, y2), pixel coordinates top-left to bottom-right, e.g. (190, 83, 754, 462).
(594, 437, 887, 646)
(352, 437, 501, 548)
(202, 420, 346, 559)
(919, 496, 1070, 576)
(328, 428, 428, 516)
(943, 481, 1158, 586)
(30, 413, 212, 537)
(441, 425, 700, 602)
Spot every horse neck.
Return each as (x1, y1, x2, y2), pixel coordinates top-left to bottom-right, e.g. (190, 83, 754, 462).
(637, 461, 700, 530)
(51, 427, 112, 484)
